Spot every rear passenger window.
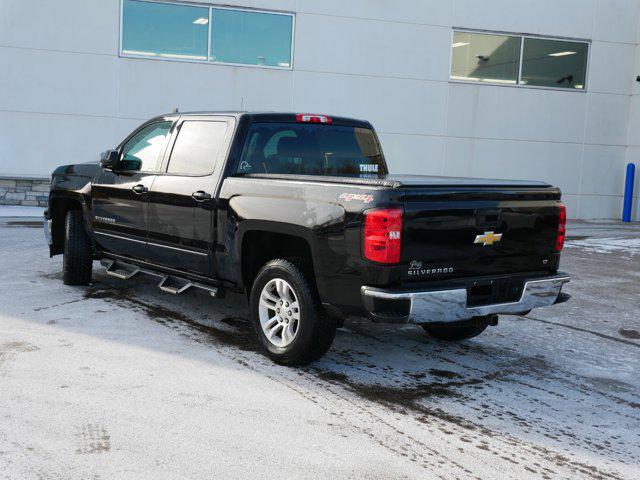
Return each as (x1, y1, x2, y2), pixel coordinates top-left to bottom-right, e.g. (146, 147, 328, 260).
(167, 121, 228, 175)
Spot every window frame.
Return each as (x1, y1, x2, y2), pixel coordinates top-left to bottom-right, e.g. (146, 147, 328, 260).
(119, 0, 295, 70)
(449, 29, 591, 92)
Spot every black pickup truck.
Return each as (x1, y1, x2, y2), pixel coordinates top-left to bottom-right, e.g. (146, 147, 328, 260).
(45, 112, 569, 365)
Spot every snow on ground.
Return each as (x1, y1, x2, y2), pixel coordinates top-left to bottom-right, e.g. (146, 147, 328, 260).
(0, 206, 45, 217)
(0, 218, 639, 479)
(565, 237, 640, 255)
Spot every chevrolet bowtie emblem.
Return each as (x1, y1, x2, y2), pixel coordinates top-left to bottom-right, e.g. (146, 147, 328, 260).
(474, 231, 503, 246)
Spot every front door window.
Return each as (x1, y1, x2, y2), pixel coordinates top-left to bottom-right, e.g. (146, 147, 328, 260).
(120, 121, 173, 172)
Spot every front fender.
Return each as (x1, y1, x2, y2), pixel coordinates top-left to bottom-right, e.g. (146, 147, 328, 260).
(48, 172, 94, 254)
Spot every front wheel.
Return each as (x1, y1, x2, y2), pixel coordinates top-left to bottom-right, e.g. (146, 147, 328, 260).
(421, 322, 488, 341)
(249, 259, 336, 366)
(62, 210, 93, 285)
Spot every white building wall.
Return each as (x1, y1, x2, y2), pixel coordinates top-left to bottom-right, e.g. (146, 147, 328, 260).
(1, 0, 639, 219)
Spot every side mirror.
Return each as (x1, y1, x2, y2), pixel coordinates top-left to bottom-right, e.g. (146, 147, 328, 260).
(100, 149, 120, 170)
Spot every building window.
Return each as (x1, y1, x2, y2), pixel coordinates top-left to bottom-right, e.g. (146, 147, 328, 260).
(122, 1, 209, 60)
(521, 38, 588, 89)
(451, 30, 589, 90)
(121, 0, 294, 69)
(451, 32, 521, 85)
(210, 8, 293, 67)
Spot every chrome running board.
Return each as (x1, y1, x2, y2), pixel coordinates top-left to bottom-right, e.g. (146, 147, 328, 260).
(100, 259, 222, 298)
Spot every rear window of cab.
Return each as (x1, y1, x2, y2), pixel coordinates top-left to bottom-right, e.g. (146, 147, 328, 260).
(237, 122, 387, 177)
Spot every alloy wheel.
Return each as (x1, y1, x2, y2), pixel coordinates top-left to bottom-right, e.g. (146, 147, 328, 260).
(258, 278, 300, 348)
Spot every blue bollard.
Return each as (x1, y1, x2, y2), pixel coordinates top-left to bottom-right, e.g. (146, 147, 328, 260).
(622, 163, 635, 222)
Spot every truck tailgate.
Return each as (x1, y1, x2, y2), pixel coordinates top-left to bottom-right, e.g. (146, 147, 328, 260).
(402, 190, 561, 281)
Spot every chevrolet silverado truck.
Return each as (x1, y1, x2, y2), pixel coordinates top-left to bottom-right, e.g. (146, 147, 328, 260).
(44, 112, 570, 365)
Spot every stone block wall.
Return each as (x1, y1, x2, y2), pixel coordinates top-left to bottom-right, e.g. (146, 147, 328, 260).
(0, 176, 49, 206)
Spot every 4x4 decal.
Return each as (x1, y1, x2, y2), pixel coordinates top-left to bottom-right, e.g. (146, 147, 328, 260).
(339, 192, 374, 204)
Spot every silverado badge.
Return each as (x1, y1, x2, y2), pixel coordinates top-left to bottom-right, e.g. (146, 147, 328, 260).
(474, 231, 503, 246)
(407, 260, 454, 276)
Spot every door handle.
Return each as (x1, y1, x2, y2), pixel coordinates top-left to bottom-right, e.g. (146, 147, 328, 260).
(132, 184, 148, 195)
(192, 191, 212, 202)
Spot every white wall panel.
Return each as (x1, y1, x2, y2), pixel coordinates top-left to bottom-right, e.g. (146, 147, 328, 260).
(580, 145, 627, 195)
(296, 0, 453, 27)
(378, 134, 443, 175)
(117, 60, 238, 119)
(0, 0, 119, 55)
(294, 14, 451, 81)
(577, 194, 623, 219)
(624, 146, 640, 170)
(585, 93, 630, 146)
(588, 42, 635, 95)
(0, 111, 118, 176)
(452, 85, 587, 143)
(117, 59, 293, 119)
(0, 47, 118, 117)
(113, 118, 148, 146)
(593, 0, 640, 44)
(445, 83, 480, 138)
(292, 72, 448, 136)
(443, 137, 475, 177)
(626, 95, 640, 147)
(444, 137, 582, 194)
(453, 0, 594, 39)
(632, 44, 640, 96)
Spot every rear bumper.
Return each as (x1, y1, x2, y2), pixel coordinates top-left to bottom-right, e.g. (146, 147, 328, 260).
(361, 273, 570, 325)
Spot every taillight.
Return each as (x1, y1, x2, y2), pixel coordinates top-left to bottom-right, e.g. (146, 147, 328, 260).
(555, 204, 566, 252)
(296, 114, 332, 124)
(363, 208, 402, 264)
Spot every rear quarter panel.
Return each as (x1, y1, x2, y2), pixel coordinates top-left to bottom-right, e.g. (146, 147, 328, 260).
(217, 176, 397, 311)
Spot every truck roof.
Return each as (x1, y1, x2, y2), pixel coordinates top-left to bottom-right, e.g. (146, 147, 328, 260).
(149, 112, 373, 128)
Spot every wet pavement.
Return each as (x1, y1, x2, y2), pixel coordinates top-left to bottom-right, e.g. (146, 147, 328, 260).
(1, 217, 638, 479)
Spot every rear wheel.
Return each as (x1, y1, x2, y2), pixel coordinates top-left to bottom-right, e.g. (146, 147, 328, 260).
(62, 210, 93, 285)
(422, 321, 488, 341)
(249, 259, 336, 366)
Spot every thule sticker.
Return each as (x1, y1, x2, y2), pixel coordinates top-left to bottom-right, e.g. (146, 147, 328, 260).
(359, 164, 379, 173)
(339, 192, 374, 204)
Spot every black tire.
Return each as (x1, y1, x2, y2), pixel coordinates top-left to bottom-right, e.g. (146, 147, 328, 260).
(62, 210, 93, 286)
(422, 322, 488, 341)
(249, 259, 336, 366)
